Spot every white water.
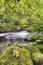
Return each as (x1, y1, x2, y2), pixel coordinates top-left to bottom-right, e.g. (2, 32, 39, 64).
(0, 31, 30, 40)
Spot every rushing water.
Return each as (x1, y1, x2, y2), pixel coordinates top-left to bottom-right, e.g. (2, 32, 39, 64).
(0, 31, 42, 43)
(0, 31, 30, 52)
(0, 31, 30, 41)
(0, 31, 43, 52)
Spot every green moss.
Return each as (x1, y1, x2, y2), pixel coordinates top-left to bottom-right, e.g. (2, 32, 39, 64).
(24, 44, 40, 54)
(18, 48, 33, 65)
(0, 44, 33, 65)
(32, 52, 43, 65)
(35, 44, 43, 53)
(0, 42, 43, 65)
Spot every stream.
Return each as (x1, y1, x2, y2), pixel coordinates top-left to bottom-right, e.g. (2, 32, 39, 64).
(0, 31, 38, 42)
(0, 31, 43, 52)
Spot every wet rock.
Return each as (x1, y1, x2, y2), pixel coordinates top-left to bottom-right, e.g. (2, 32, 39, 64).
(0, 36, 6, 42)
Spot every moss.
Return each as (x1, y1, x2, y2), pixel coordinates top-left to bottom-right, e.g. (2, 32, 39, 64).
(24, 44, 40, 54)
(32, 52, 43, 65)
(0, 42, 43, 65)
(18, 48, 33, 65)
(35, 44, 43, 53)
(0, 44, 33, 65)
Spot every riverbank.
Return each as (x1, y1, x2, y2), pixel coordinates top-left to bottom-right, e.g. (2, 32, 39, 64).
(0, 22, 43, 33)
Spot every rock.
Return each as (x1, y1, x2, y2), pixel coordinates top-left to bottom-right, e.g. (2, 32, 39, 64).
(32, 53, 43, 65)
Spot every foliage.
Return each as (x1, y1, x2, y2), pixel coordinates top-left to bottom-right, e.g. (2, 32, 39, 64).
(0, 0, 43, 32)
(0, 44, 33, 65)
(0, 0, 43, 65)
(0, 42, 43, 65)
(35, 44, 43, 53)
(32, 53, 43, 65)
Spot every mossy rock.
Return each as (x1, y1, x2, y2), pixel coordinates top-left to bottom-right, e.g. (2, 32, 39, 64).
(32, 52, 43, 65)
(0, 43, 43, 65)
(0, 44, 33, 65)
(24, 44, 40, 54)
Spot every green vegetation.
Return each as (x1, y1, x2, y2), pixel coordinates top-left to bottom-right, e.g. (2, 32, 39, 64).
(0, 0, 43, 32)
(0, 0, 43, 65)
(0, 44, 33, 65)
(32, 53, 43, 65)
(0, 32, 43, 65)
(0, 43, 43, 65)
